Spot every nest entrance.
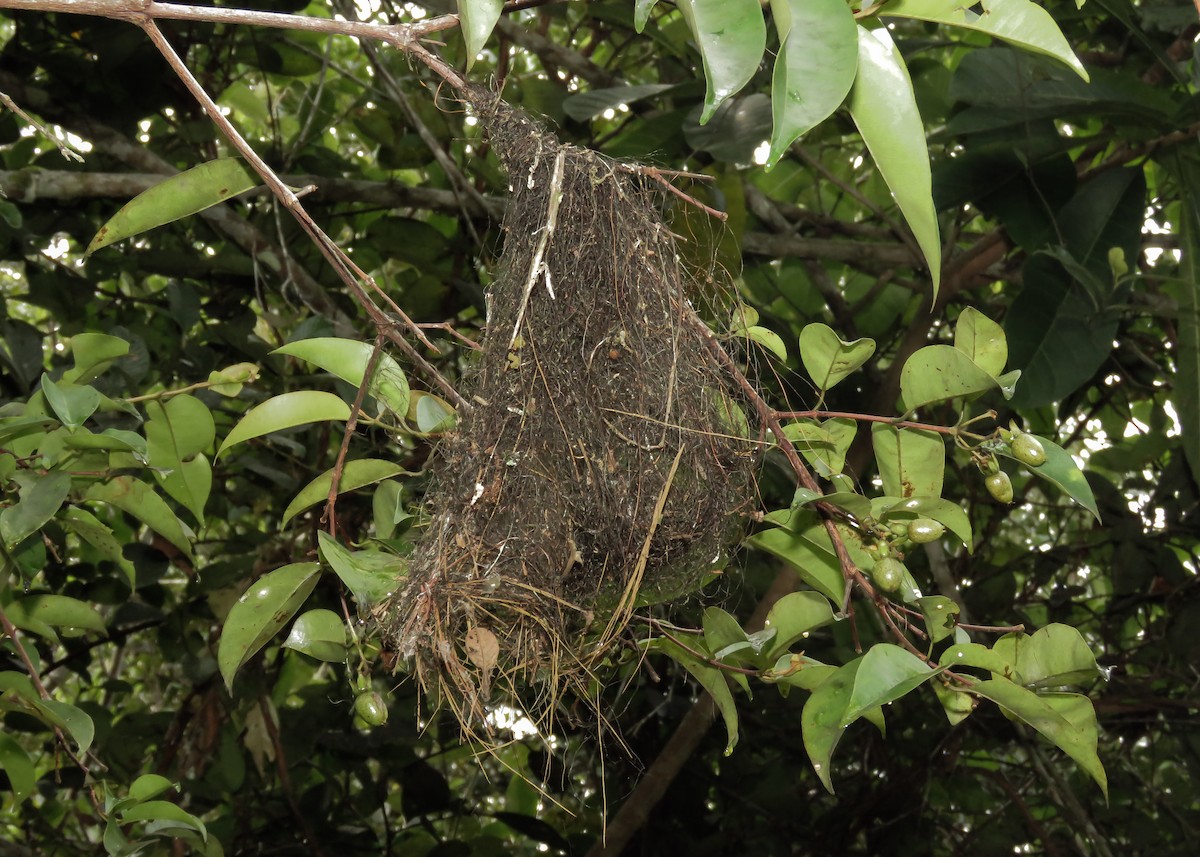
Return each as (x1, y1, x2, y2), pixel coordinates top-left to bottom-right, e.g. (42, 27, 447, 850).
(378, 90, 757, 733)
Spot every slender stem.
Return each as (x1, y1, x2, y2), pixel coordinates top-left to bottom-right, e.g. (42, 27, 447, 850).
(776, 409, 961, 436)
(325, 335, 385, 535)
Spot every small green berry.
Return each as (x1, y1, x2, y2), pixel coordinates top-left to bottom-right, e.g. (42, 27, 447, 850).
(1011, 433, 1046, 467)
(354, 691, 389, 727)
(907, 518, 945, 544)
(985, 471, 1014, 504)
(870, 558, 906, 593)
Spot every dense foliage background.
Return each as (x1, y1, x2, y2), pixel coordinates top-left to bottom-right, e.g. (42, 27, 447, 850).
(1, 0, 1199, 855)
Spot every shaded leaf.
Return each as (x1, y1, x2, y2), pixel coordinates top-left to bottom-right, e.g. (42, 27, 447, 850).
(766, 0, 858, 166)
(677, 0, 767, 123)
(647, 637, 740, 754)
(877, 496, 973, 552)
(85, 476, 193, 558)
(0, 733, 35, 804)
(60, 506, 137, 588)
(87, 159, 257, 255)
(1, 471, 71, 550)
(798, 323, 876, 393)
(994, 434, 1099, 520)
(844, 643, 939, 724)
(283, 459, 410, 525)
(217, 562, 321, 690)
(871, 424, 945, 499)
(991, 624, 1103, 689)
(847, 26, 941, 295)
(458, 0, 503, 70)
(40, 376, 100, 430)
(218, 391, 351, 457)
(283, 609, 348, 663)
(273, 338, 410, 418)
(5, 594, 105, 636)
(64, 332, 129, 384)
(317, 530, 406, 607)
(763, 591, 836, 658)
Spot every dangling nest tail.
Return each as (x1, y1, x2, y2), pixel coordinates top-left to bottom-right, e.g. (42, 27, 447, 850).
(377, 87, 759, 734)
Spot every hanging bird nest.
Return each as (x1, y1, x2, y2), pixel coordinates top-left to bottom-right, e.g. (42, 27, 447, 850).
(376, 87, 759, 734)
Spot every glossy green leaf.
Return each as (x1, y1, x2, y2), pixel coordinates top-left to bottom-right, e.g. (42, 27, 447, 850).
(766, 0, 858, 166)
(208, 362, 259, 397)
(85, 476, 194, 558)
(763, 591, 836, 658)
(900, 345, 1007, 411)
(64, 332, 129, 384)
(87, 158, 257, 255)
(458, 0, 503, 70)
(847, 26, 941, 296)
(413, 392, 457, 434)
(939, 641, 1011, 674)
(317, 531, 406, 607)
(146, 395, 215, 525)
(61, 428, 148, 460)
(36, 698, 94, 754)
(5, 594, 105, 637)
(702, 607, 753, 692)
(283, 608, 348, 663)
(677, 0, 767, 124)
(798, 323, 876, 393)
(127, 773, 177, 803)
(971, 678, 1107, 797)
(745, 523, 844, 604)
(217, 562, 321, 691)
(995, 434, 1099, 521)
(742, 325, 787, 361)
(283, 458, 411, 525)
(871, 424, 945, 499)
(40, 376, 100, 429)
(881, 0, 1088, 81)
(633, 0, 659, 32)
(117, 800, 207, 841)
(647, 637, 740, 754)
(372, 479, 411, 540)
(877, 496, 973, 552)
(954, 307, 1008, 378)
(60, 506, 137, 588)
(0, 732, 35, 803)
(218, 391, 351, 457)
(0, 415, 56, 446)
(801, 656, 860, 791)
(273, 337, 410, 418)
(1, 471, 71, 550)
(991, 624, 1102, 689)
(785, 417, 857, 477)
(916, 596, 959, 644)
(844, 644, 940, 724)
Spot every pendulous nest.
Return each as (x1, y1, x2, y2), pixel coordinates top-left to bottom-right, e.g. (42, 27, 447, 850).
(377, 88, 758, 732)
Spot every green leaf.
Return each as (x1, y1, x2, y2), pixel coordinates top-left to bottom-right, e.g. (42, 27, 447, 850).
(847, 26, 941, 296)
(745, 521, 844, 604)
(562, 84, 676, 122)
(801, 656, 860, 791)
(4, 595, 106, 637)
(646, 637, 740, 754)
(916, 596, 959, 644)
(702, 607, 753, 692)
(412, 392, 457, 434)
(317, 531, 406, 607)
(0, 732, 35, 803)
(785, 417, 857, 476)
(218, 391, 351, 457)
(458, 0, 503, 70)
(742, 325, 787, 361)
(283, 459, 411, 525)
(938, 641, 1011, 675)
(85, 476, 194, 559)
(633, 0, 659, 32)
(871, 424, 945, 499)
(61, 428, 148, 461)
(763, 591, 836, 658)
(766, 0, 858, 166)
(217, 562, 321, 691)
(954, 307, 1009, 378)
(117, 800, 207, 841)
(900, 345, 1008, 411)
(880, 0, 1088, 81)
(283, 609, 348, 663)
(87, 158, 257, 255)
(273, 338, 410, 418)
(798, 324, 876, 394)
(877, 496, 973, 552)
(127, 774, 177, 804)
(676, 0, 767, 124)
(61, 506, 137, 588)
(991, 624, 1103, 689)
(995, 434, 1099, 521)
(844, 643, 939, 724)
(1, 471, 71, 550)
(372, 479, 411, 540)
(40, 376, 100, 429)
(146, 395, 216, 525)
(208, 362, 259, 397)
(971, 678, 1107, 797)
(36, 698, 95, 754)
(64, 332, 129, 384)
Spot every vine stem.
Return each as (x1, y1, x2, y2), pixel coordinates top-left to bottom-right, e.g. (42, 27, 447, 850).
(324, 334, 386, 536)
(775, 409, 961, 436)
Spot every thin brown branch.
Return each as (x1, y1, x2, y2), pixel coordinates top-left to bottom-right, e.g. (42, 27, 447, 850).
(774, 409, 962, 436)
(325, 334, 386, 535)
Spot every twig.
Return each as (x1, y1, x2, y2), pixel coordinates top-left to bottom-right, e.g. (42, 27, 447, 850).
(0, 91, 84, 162)
(324, 334, 386, 535)
(774, 409, 962, 436)
(510, 147, 566, 347)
